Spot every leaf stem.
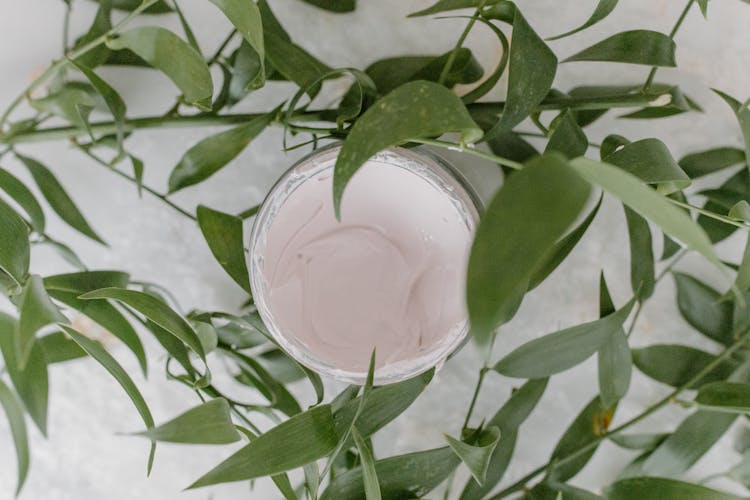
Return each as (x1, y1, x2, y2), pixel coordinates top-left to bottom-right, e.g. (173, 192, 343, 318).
(642, 0, 696, 91)
(462, 366, 489, 431)
(668, 198, 750, 230)
(208, 29, 237, 65)
(62, 0, 73, 56)
(410, 137, 524, 170)
(437, 0, 490, 86)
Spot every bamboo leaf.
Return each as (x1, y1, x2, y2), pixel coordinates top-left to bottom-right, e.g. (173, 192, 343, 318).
(197, 206, 252, 293)
(606, 477, 745, 500)
(679, 147, 745, 178)
(547, 0, 619, 40)
(0, 379, 29, 496)
(352, 428, 381, 500)
(300, 0, 356, 12)
(408, 0, 500, 17)
(597, 273, 632, 408)
(0, 167, 45, 233)
(624, 207, 655, 299)
(39, 331, 87, 364)
(602, 138, 690, 194)
(209, 0, 265, 87)
(673, 272, 734, 346)
(545, 109, 588, 158)
(632, 344, 737, 388)
(88, 0, 172, 14)
(16, 275, 67, 369)
(694, 382, 750, 413)
(135, 398, 241, 444)
(446, 427, 501, 486)
(0, 197, 30, 285)
(564, 30, 676, 66)
(713, 90, 750, 166)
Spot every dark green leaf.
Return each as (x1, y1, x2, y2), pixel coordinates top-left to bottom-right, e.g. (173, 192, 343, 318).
(564, 30, 676, 66)
(408, 0, 500, 17)
(468, 154, 591, 345)
(545, 109, 588, 158)
(0, 167, 45, 232)
(0, 197, 30, 285)
(694, 382, 750, 413)
(602, 139, 690, 194)
(168, 111, 274, 192)
(699, 169, 750, 243)
(189, 404, 338, 488)
(606, 477, 744, 500)
(697, 0, 709, 17)
(597, 274, 632, 407)
(713, 90, 750, 165)
(333, 80, 481, 216)
(61, 324, 156, 472)
(609, 432, 669, 450)
(73, 2, 112, 68)
(196, 206, 252, 293)
(461, 17, 509, 104)
(0, 379, 29, 496)
(136, 399, 240, 444)
(547, 0, 619, 40)
(88, 0, 172, 13)
(484, 8, 557, 140)
(632, 344, 737, 388)
(673, 272, 734, 345)
(44, 270, 129, 293)
(106, 27, 213, 110)
(322, 446, 460, 500)
(487, 132, 539, 165)
(80, 288, 205, 360)
(446, 427, 501, 485)
(494, 299, 634, 378)
(70, 59, 127, 149)
(300, 0, 356, 13)
(16, 275, 67, 369)
(232, 351, 301, 416)
(209, 0, 265, 87)
(352, 428, 381, 500)
(18, 154, 106, 245)
(229, 41, 263, 104)
(624, 207, 655, 299)
(680, 147, 745, 179)
(39, 331, 87, 364)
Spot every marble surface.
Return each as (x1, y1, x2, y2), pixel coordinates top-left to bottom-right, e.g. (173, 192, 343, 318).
(0, 0, 749, 498)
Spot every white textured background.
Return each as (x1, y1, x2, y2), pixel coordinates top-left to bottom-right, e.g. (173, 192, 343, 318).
(0, 0, 749, 498)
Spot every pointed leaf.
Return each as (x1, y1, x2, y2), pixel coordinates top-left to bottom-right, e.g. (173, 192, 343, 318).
(44, 270, 129, 293)
(0, 197, 29, 285)
(606, 477, 745, 500)
(16, 275, 67, 369)
(136, 399, 240, 444)
(730, 201, 750, 222)
(88, 0, 173, 14)
(713, 91, 750, 166)
(674, 272, 734, 345)
(0, 168, 45, 232)
(209, 0, 265, 87)
(602, 138, 690, 194)
(548, 0, 619, 40)
(39, 331, 88, 364)
(545, 109, 588, 158)
(70, 59, 127, 149)
(564, 30, 676, 66)
(679, 147, 745, 178)
(598, 274, 632, 408)
(408, 0, 500, 17)
(300, 0, 356, 12)
(632, 344, 737, 388)
(352, 428, 381, 500)
(694, 382, 750, 413)
(624, 206, 655, 299)
(197, 206, 252, 293)
(446, 427, 501, 485)
(0, 379, 29, 496)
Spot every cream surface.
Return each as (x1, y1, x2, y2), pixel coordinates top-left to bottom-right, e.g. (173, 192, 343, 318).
(254, 150, 476, 379)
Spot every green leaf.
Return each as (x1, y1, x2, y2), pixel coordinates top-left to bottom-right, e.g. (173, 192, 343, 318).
(494, 299, 634, 378)
(699, 169, 750, 243)
(232, 351, 301, 416)
(0, 167, 45, 232)
(168, 111, 274, 192)
(0, 379, 29, 496)
(679, 147, 745, 179)
(322, 446, 460, 500)
(487, 131, 539, 166)
(547, 0, 619, 40)
(569, 157, 724, 274)
(730, 201, 750, 222)
(39, 331, 87, 364)
(528, 196, 602, 290)
(713, 90, 750, 166)
(228, 41, 263, 103)
(0, 312, 49, 435)
(641, 411, 738, 476)
(624, 207, 655, 299)
(673, 272, 734, 346)
(550, 397, 613, 481)
(468, 154, 591, 345)
(209, 0, 265, 87)
(545, 109, 588, 158)
(88, 0, 173, 14)
(135, 399, 240, 444)
(60, 324, 156, 472)
(632, 344, 737, 388)
(16, 275, 67, 369)
(606, 477, 745, 500)
(196, 206, 252, 293)
(597, 274, 632, 408)
(694, 382, 750, 413)
(446, 427, 501, 486)
(460, 378, 547, 500)
(80, 288, 205, 360)
(0, 197, 30, 285)
(564, 30, 676, 66)
(189, 404, 338, 488)
(29, 85, 98, 132)
(352, 428, 381, 500)
(17, 154, 106, 245)
(609, 432, 669, 450)
(44, 270, 129, 293)
(333, 80, 481, 216)
(697, 0, 709, 17)
(73, 2, 112, 68)
(484, 7, 557, 140)
(105, 27, 213, 110)
(300, 0, 356, 13)
(408, 0, 500, 17)
(602, 139, 690, 194)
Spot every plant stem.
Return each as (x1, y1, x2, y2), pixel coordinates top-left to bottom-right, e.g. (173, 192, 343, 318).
(410, 137, 523, 170)
(438, 0, 489, 86)
(208, 29, 237, 65)
(642, 0, 697, 91)
(238, 205, 260, 220)
(668, 198, 749, 230)
(462, 367, 489, 431)
(488, 329, 750, 499)
(62, 0, 73, 55)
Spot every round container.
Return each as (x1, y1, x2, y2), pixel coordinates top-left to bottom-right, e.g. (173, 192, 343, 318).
(249, 143, 481, 385)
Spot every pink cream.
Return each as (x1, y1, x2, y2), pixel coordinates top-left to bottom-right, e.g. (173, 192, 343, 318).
(249, 146, 478, 384)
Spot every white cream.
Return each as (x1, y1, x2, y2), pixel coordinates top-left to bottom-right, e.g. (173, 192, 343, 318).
(250, 146, 478, 384)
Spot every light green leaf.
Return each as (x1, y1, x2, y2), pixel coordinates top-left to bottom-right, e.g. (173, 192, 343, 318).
(0, 197, 30, 285)
(18, 154, 106, 245)
(105, 27, 213, 110)
(597, 273, 632, 408)
(333, 80, 481, 216)
(88, 0, 173, 14)
(80, 288, 205, 360)
(737, 236, 750, 293)
(461, 17, 510, 104)
(679, 147, 745, 179)
(730, 200, 750, 222)
(632, 344, 737, 388)
(484, 7, 557, 140)
(322, 446, 460, 500)
(493, 299, 634, 378)
(168, 111, 274, 192)
(694, 382, 750, 413)
(209, 0, 265, 87)
(73, 1, 112, 68)
(564, 30, 676, 66)
(229, 41, 264, 103)
(545, 109, 588, 158)
(697, 0, 709, 17)
(189, 404, 338, 488)
(0, 167, 45, 232)
(713, 90, 750, 166)
(606, 477, 744, 500)
(569, 157, 724, 274)
(196, 206, 252, 293)
(609, 432, 669, 450)
(352, 428, 381, 500)
(136, 399, 240, 444)
(602, 138, 690, 194)
(0, 379, 29, 496)
(44, 270, 129, 293)
(29, 85, 98, 132)
(624, 207, 655, 299)
(673, 272, 734, 346)
(39, 331, 88, 364)
(300, 0, 356, 12)
(547, 0, 619, 40)
(408, 0, 500, 17)
(468, 154, 591, 345)
(446, 427, 501, 486)
(16, 275, 67, 369)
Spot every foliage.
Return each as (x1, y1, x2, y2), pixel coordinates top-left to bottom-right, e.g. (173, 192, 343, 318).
(0, 0, 749, 498)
